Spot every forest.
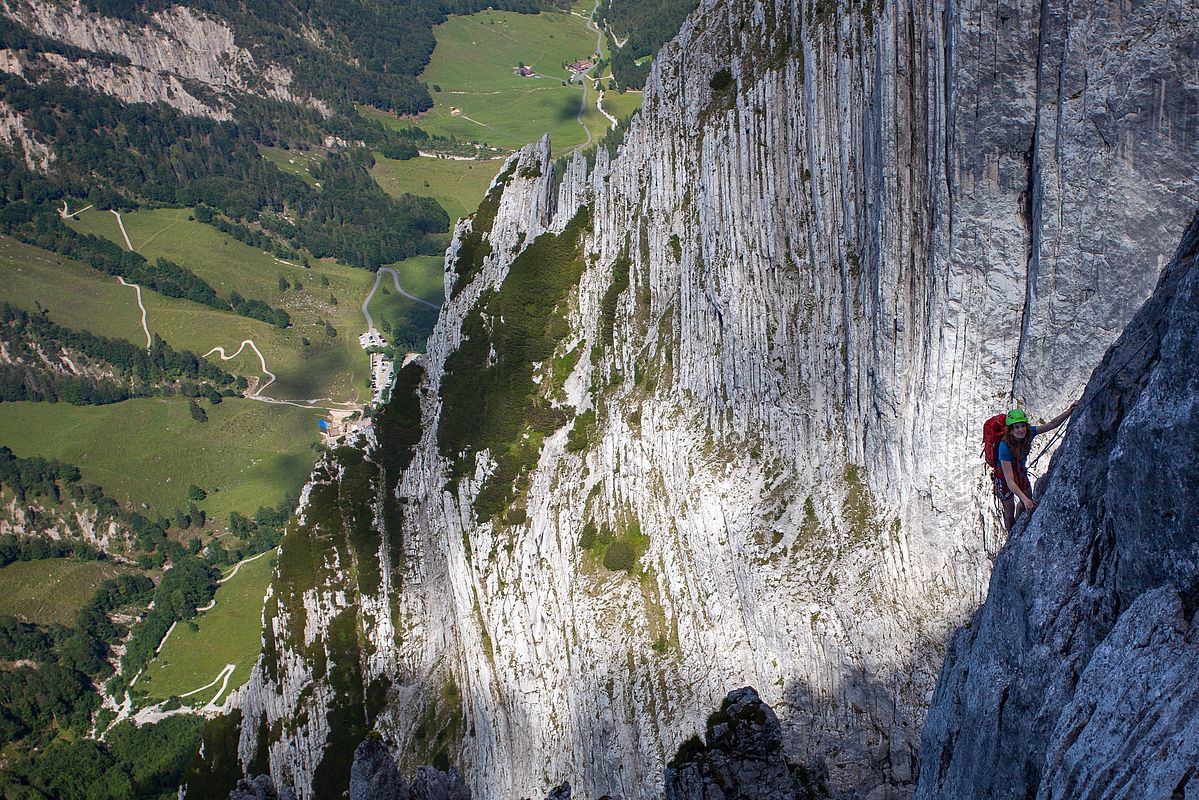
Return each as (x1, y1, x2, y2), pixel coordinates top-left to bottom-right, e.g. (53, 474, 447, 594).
(0, 303, 238, 405)
(598, 0, 698, 88)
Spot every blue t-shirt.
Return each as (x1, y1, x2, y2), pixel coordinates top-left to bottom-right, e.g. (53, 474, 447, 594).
(997, 425, 1039, 468)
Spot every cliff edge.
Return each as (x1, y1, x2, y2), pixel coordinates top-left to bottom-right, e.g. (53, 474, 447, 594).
(917, 214, 1199, 799)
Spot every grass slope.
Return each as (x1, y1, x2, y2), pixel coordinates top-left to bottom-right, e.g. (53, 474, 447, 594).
(0, 558, 132, 625)
(0, 398, 319, 521)
(601, 89, 643, 123)
(66, 207, 371, 401)
(371, 156, 503, 227)
(258, 146, 322, 187)
(397, 10, 608, 155)
(0, 235, 146, 342)
(367, 255, 445, 352)
(137, 552, 275, 704)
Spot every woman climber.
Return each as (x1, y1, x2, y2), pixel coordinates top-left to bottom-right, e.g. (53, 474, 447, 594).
(993, 403, 1077, 531)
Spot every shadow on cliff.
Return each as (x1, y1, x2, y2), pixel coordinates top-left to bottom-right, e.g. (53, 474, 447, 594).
(771, 652, 937, 800)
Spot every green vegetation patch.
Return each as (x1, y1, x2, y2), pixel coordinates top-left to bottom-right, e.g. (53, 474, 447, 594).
(0, 558, 131, 626)
(579, 516, 648, 574)
(439, 208, 591, 521)
(1, 714, 204, 800)
(259, 145, 323, 187)
(372, 156, 505, 228)
(406, 10, 610, 155)
(181, 711, 246, 800)
(843, 464, 879, 544)
(138, 553, 276, 704)
(601, 88, 643, 124)
(0, 398, 320, 521)
(407, 678, 464, 772)
(598, 250, 632, 348)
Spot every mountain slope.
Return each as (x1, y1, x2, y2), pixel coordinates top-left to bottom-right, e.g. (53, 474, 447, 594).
(226, 0, 1198, 798)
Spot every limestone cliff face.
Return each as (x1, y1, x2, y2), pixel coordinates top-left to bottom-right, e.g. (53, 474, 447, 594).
(237, 0, 1197, 798)
(0, 0, 320, 122)
(916, 214, 1199, 799)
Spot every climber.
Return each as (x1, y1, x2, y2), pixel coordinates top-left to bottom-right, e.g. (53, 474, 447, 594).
(991, 403, 1077, 531)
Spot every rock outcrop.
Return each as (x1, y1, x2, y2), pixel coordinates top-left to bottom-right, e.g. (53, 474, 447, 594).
(232, 0, 1198, 798)
(665, 687, 827, 800)
(915, 215, 1199, 798)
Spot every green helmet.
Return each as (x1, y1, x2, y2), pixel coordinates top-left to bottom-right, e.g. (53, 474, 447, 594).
(1006, 409, 1029, 426)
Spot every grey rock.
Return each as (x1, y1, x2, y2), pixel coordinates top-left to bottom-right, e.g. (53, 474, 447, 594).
(544, 782, 571, 800)
(229, 774, 296, 800)
(916, 216, 1199, 798)
(219, 0, 1198, 797)
(409, 765, 471, 800)
(665, 687, 826, 800)
(350, 737, 409, 800)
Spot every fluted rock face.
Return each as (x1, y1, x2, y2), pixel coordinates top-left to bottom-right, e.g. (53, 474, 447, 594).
(238, 1, 1197, 799)
(915, 216, 1199, 799)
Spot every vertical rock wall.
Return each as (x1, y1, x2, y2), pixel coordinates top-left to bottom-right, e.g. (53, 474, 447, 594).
(915, 215, 1199, 800)
(238, 0, 1197, 798)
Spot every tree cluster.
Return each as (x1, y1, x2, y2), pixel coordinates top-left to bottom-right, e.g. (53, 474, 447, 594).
(0, 73, 448, 269)
(597, 0, 698, 88)
(115, 555, 217, 696)
(0, 303, 237, 405)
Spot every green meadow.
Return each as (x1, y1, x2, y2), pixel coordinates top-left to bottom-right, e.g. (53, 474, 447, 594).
(0, 398, 320, 521)
(0, 558, 132, 626)
(368, 255, 445, 351)
(66, 207, 372, 401)
(396, 10, 610, 155)
(137, 552, 275, 704)
(600, 88, 642, 123)
(258, 145, 322, 187)
(370, 156, 503, 227)
(0, 235, 147, 342)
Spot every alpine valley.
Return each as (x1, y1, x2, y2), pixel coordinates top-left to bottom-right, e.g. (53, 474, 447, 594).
(0, 0, 1196, 799)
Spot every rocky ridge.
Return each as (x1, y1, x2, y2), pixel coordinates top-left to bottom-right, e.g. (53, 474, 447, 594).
(0, 0, 320, 124)
(230, 0, 1197, 798)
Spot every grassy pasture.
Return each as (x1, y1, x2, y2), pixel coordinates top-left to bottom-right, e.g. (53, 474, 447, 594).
(600, 89, 642, 124)
(391, 256, 445, 304)
(368, 256, 445, 352)
(66, 207, 371, 401)
(0, 559, 132, 626)
(137, 552, 274, 704)
(371, 156, 503, 228)
(398, 10, 609, 155)
(258, 145, 322, 187)
(0, 235, 147, 342)
(0, 398, 320, 521)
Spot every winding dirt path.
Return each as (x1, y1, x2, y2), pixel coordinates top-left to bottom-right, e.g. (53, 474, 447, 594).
(59, 200, 93, 219)
(204, 339, 276, 395)
(597, 91, 618, 127)
(115, 276, 152, 349)
(111, 209, 133, 251)
(362, 266, 442, 330)
(180, 663, 235, 701)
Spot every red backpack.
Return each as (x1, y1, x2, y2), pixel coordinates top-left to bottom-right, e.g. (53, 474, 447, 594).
(982, 414, 1007, 469)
